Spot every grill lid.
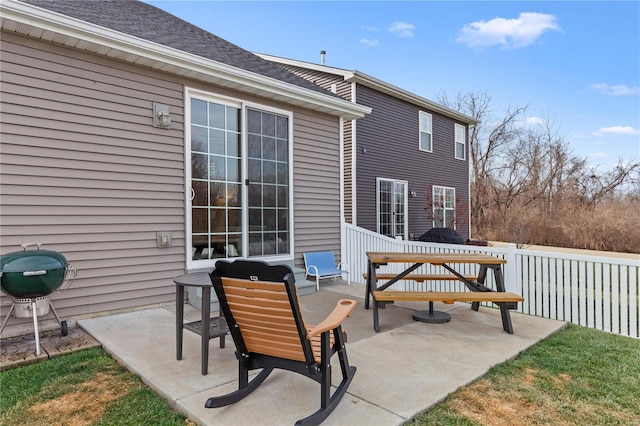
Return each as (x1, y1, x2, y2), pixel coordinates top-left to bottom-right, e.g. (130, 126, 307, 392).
(0, 244, 71, 297)
(417, 227, 465, 244)
(0, 245, 68, 274)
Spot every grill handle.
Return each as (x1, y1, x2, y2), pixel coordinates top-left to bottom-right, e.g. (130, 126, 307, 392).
(23, 270, 47, 277)
(21, 242, 42, 251)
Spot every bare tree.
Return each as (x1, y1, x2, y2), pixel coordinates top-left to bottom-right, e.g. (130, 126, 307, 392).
(437, 90, 527, 235)
(437, 90, 640, 250)
(573, 159, 640, 207)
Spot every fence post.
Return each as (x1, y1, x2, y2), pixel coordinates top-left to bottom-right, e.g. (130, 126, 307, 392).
(341, 220, 350, 277)
(505, 243, 519, 294)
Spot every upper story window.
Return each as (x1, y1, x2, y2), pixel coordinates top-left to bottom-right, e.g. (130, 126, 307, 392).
(419, 111, 432, 152)
(455, 123, 466, 160)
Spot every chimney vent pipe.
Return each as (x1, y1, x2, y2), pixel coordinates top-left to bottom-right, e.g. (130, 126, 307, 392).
(320, 50, 326, 65)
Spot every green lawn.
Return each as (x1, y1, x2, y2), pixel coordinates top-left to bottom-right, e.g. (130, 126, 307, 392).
(0, 347, 189, 426)
(407, 324, 640, 425)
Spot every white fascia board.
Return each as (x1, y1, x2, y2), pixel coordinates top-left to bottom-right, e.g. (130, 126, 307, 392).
(0, 0, 370, 120)
(255, 53, 356, 80)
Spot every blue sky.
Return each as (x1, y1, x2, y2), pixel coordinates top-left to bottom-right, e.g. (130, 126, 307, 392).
(146, 1, 639, 171)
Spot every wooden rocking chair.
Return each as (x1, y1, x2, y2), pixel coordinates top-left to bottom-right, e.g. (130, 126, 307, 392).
(206, 260, 357, 426)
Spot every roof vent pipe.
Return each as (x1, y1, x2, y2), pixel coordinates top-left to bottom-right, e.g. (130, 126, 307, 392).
(320, 50, 326, 65)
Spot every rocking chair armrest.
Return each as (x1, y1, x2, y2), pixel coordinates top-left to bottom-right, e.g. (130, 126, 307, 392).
(307, 299, 357, 339)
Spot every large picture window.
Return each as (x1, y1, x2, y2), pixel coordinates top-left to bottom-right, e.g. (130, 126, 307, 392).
(187, 91, 291, 267)
(432, 186, 455, 228)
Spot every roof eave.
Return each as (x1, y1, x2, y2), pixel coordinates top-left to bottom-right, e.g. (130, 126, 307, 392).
(0, 0, 371, 121)
(256, 52, 476, 125)
(255, 53, 356, 80)
(347, 71, 477, 125)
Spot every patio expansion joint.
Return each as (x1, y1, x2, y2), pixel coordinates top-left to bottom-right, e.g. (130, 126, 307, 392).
(344, 389, 409, 423)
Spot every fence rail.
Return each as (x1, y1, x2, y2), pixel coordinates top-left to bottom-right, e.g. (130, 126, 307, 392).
(342, 223, 640, 339)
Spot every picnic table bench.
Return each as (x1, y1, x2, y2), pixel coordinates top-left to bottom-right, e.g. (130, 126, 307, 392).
(372, 290, 523, 304)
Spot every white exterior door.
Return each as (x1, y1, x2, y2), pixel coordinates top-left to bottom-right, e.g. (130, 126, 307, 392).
(377, 178, 408, 239)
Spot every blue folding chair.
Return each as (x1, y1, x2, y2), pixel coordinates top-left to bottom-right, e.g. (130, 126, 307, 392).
(303, 251, 350, 291)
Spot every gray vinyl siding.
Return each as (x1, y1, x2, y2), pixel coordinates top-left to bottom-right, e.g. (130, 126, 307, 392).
(291, 110, 342, 265)
(354, 85, 470, 239)
(0, 33, 343, 332)
(279, 65, 345, 94)
(0, 32, 186, 327)
(272, 65, 356, 223)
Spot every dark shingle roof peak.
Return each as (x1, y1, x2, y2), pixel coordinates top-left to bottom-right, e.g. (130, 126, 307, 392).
(19, 0, 333, 96)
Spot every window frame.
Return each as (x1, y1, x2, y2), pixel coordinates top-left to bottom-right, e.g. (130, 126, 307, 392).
(432, 185, 456, 229)
(376, 177, 408, 239)
(185, 88, 294, 270)
(419, 111, 433, 153)
(455, 123, 466, 160)
(244, 103, 294, 259)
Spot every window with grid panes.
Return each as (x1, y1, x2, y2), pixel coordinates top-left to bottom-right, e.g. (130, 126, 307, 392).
(432, 186, 456, 228)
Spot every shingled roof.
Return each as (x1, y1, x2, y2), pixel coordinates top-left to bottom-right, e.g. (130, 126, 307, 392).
(19, 0, 332, 96)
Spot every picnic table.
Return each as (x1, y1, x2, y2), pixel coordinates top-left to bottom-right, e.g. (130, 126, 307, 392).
(364, 252, 524, 334)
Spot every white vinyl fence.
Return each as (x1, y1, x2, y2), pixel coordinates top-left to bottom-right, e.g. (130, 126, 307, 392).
(342, 223, 640, 339)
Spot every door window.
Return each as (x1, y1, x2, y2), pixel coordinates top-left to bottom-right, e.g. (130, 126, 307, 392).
(377, 178, 408, 239)
(246, 108, 290, 256)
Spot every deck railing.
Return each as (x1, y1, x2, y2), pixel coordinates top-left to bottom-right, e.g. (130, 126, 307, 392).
(342, 223, 640, 339)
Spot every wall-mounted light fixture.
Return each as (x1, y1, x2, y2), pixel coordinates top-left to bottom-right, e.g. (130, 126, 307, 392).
(153, 103, 171, 128)
(409, 190, 418, 198)
(361, 146, 367, 154)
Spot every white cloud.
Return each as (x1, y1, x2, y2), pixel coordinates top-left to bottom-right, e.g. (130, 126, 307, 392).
(593, 126, 640, 136)
(589, 83, 640, 96)
(361, 25, 379, 32)
(388, 21, 416, 37)
(456, 12, 560, 49)
(516, 116, 544, 127)
(360, 38, 380, 47)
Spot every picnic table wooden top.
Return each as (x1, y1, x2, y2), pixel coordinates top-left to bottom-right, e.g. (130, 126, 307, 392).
(365, 252, 507, 265)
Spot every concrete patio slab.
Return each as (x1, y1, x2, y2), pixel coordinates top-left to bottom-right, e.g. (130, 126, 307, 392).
(78, 281, 566, 425)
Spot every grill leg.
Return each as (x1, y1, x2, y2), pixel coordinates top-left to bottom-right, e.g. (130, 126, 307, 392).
(32, 299, 41, 356)
(49, 301, 68, 336)
(49, 301, 63, 327)
(0, 303, 16, 336)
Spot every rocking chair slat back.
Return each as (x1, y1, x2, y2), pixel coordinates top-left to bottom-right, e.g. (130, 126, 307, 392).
(221, 276, 308, 362)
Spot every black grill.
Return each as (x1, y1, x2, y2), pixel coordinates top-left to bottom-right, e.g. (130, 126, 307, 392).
(417, 228, 465, 244)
